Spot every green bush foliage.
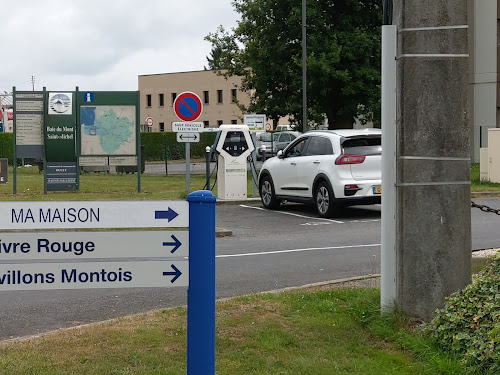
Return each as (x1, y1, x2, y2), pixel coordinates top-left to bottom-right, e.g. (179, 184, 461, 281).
(429, 255, 500, 373)
(0, 132, 217, 163)
(0, 133, 13, 161)
(141, 132, 217, 161)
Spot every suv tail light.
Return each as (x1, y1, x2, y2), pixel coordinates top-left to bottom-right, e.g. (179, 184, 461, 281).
(335, 154, 366, 165)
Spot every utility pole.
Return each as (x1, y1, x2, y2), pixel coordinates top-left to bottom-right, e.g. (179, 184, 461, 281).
(381, 1, 471, 320)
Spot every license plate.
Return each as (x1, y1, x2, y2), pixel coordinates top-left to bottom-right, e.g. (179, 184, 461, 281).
(373, 186, 381, 195)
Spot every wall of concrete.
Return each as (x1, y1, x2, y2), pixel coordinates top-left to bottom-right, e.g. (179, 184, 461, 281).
(393, 0, 472, 320)
(470, 0, 497, 161)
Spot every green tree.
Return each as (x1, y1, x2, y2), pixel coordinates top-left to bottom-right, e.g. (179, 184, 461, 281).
(204, 27, 238, 71)
(205, 0, 382, 129)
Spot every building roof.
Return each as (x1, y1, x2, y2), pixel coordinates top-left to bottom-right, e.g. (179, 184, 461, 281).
(0, 93, 13, 108)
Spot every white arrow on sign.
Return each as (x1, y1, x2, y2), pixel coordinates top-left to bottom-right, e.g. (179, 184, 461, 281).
(0, 231, 188, 260)
(176, 132, 200, 143)
(0, 261, 189, 291)
(0, 201, 189, 230)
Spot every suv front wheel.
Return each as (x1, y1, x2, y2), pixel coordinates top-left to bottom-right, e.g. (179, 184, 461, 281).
(315, 181, 338, 218)
(259, 175, 281, 209)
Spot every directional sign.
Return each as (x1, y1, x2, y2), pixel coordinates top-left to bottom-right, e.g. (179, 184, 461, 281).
(0, 261, 189, 291)
(173, 92, 203, 122)
(172, 122, 203, 133)
(177, 132, 200, 143)
(0, 201, 189, 230)
(0, 231, 188, 260)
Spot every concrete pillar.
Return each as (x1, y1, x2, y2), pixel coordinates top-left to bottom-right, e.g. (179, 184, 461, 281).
(393, 1, 472, 320)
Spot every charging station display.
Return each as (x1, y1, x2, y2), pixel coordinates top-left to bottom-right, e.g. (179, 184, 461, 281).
(215, 125, 255, 200)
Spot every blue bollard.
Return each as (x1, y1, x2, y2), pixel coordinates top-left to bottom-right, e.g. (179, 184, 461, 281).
(187, 190, 216, 375)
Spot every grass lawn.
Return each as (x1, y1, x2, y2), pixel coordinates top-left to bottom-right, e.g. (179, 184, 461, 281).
(0, 166, 218, 201)
(471, 163, 500, 192)
(0, 282, 475, 375)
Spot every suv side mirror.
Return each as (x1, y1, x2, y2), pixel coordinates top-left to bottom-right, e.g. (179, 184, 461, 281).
(277, 150, 284, 158)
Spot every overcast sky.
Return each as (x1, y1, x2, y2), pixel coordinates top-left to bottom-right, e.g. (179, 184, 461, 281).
(1, 0, 239, 93)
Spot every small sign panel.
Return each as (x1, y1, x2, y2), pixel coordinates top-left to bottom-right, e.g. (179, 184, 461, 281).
(0, 231, 189, 260)
(0, 200, 189, 230)
(0, 261, 189, 291)
(46, 162, 78, 191)
(48, 93, 73, 115)
(172, 122, 203, 133)
(176, 132, 200, 143)
(84, 92, 94, 103)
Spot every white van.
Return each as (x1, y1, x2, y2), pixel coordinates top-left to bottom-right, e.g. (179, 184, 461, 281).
(275, 125, 295, 131)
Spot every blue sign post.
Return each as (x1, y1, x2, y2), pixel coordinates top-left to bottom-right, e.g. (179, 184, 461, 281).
(187, 190, 216, 375)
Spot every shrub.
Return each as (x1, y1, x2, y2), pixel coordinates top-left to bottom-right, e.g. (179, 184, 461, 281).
(429, 254, 500, 373)
(0, 132, 217, 163)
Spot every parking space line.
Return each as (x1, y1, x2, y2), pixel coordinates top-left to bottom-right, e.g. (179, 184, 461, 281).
(216, 244, 380, 258)
(348, 219, 381, 223)
(239, 204, 345, 224)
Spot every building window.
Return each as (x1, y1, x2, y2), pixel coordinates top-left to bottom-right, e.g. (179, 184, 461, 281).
(159, 94, 164, 107)
(203, 91, 209, 104)
(231, 89, 237, 103)
(146, 94, 152, 107)
(231, 119, 237, 124)
(160, 122, 165, 132)
(217, 120, 223, 126)
(217, 90, 223, 104)
(203, 121, 209, 127)
(171, 93, 177, 105)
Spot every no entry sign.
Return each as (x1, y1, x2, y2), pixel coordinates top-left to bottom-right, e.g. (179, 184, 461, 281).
(173, 92, 203, 122)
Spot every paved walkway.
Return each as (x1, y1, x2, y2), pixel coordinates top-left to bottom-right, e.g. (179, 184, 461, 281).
(144, 160, 263, 175)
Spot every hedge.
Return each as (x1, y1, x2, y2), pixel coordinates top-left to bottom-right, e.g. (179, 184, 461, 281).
(0, 132, 217, 163)
(0, 133, 13, 161)
(429, 254, 500, 373)
(140, 132, 217, 161)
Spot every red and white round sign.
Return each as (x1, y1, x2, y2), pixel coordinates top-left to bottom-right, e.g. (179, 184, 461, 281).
(173, 92, 203, 122)
(145, 117, 154, 127)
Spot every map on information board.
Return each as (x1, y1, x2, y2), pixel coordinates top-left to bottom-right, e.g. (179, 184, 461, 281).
(80, 106, 136, 156)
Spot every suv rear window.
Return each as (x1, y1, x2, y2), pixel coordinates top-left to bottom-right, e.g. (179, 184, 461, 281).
(341, 136, 381, 156)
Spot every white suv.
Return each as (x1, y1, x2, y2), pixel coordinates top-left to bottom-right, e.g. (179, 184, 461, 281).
(258, 129, 382, 217)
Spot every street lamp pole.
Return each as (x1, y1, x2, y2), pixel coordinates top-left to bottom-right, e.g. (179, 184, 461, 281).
(302, 0, 307, 132)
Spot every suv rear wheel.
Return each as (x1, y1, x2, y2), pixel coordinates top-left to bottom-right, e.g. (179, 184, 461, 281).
(315, 181, 338, 218)
(259, 175, 281, 209)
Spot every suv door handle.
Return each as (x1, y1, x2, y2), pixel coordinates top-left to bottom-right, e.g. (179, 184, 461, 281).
(291, 162, 297, 166)
(313, 160, 320, 164)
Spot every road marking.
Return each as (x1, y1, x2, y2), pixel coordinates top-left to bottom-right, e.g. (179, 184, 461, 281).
(348, 219, 381, 223)
(216, 244, 380, 258)
(239, 205, 344, 224)
(301, 222, 332, 226)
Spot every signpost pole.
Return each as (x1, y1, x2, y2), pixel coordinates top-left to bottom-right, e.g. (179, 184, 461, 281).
(186, 190, 216, 375)
(12, 87, 16, 194)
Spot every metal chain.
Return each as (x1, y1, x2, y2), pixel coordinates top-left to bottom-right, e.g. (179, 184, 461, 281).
(471, 201, 500, 215)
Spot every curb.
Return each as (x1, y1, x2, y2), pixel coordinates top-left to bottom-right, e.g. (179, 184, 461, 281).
(216, 227, 233, 237)
(471, 191, 500, 197)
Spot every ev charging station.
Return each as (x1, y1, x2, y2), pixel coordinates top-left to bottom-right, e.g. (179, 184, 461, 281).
(215, 124, 255, 200)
